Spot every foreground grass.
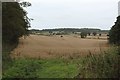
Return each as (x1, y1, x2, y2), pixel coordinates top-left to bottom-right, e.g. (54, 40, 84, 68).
(3, 47, 120, 78)
(3, 58, 79, 78)
(75, 47, 120, 78)
(2, 42, 18, 71)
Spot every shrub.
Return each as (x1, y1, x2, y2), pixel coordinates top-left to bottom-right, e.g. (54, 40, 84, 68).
(80, 32, 87, 38)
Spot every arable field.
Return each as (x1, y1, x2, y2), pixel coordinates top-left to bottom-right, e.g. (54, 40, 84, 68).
(11, 35, 109, 59)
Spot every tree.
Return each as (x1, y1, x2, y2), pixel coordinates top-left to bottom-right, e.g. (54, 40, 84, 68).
(2, 2, 31, 43)
(80, 32, 87, 38)
(109, 16, 120, 45)
(93, 32, 97, 36)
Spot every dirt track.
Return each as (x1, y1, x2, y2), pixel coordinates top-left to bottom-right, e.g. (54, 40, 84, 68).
(11, 35, 109, 58)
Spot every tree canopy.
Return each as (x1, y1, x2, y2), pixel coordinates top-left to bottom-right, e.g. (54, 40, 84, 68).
(109, 16, 120, 45)
(2, 2, 31, 44)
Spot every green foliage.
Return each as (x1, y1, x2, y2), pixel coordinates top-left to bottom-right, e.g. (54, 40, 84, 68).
(76, 48, 120, 78)
(3, 58, 79, 78)
(2, 2, 31, 73)
(80, 32, 87, 38)
(2, 43, 18, 71)
(109, 16, 120, 45)
(2, 2, 31, 43)
(3, 59, 41, 78)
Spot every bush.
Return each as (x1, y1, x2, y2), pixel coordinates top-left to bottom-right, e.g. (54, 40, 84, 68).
(80, 32, 87, 38)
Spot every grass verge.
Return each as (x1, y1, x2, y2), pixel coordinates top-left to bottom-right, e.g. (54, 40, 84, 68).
(2, 42, 18, 72)
(2, 47, 120, 78)
(3, 58, 79, 78)
(75, 47, 120, 78)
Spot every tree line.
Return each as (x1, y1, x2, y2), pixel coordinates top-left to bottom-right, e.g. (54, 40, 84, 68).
(41, 28, 102, 32)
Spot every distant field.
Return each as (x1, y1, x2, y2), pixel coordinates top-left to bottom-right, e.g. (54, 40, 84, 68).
(11, 35, 109, 59)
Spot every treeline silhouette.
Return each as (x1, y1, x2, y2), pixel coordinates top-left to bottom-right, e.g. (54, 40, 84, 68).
(30, 28, 109, 33)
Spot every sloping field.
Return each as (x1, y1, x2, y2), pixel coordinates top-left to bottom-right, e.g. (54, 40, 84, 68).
(11, 35, 109, 58)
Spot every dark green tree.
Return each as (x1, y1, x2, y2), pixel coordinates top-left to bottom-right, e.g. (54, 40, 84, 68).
(2, 2, 32, 72)
(80, 32, 87, 38)
(109, 16, 120, 45)
(2, 2, 31, 44)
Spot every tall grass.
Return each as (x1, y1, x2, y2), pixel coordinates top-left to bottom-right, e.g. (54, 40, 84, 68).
(2, 46, 120, 78)
(75, 47, 120, 78)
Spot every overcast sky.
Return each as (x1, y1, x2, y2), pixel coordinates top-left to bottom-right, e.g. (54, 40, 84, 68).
(24, 0, 119, 30)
